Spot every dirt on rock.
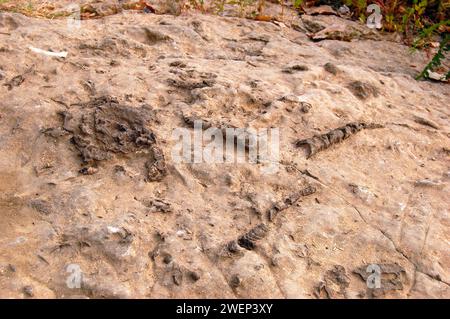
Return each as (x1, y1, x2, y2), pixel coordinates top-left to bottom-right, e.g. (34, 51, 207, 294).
(0, 5, 449, 299)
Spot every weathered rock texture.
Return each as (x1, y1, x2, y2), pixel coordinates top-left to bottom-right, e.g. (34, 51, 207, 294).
(0, 8, 449, 299)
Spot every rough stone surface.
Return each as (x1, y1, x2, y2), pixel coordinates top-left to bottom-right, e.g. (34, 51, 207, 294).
(0, 8, 449, 299)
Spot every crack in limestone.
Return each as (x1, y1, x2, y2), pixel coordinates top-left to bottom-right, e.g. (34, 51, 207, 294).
(253, 248, 288, 298)
(416, 270, 450, 288)
(302, 170, 450, 289)
(407, 267, 418, 298)
(207, 247, 285, 298)
(285, 162, 450, 290)
(212, 263, 240, 298)
(200, 251, 240, 299)
(288, 165, 414, 274)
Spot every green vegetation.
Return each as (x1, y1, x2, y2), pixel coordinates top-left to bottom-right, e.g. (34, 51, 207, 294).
(415, 34, 449, 80)
(413, 21, 449, 80)
(207, 0, 449, 81)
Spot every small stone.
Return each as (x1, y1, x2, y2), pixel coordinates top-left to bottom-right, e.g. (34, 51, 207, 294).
(347, 81, 379, 100)
(282, 64, 309, 74)
(113, 165, 126, 174)
(324, 62, 339, 75)
(145, 198, 171, 213)
(79, 167, 98, 175)
(305, 5, 337, 16)
(172, 269, 183, 286)
(299, 102, 312, 113)
(311, 24, 356, 42)
(42, 127, 68, 138)
(188, 271, 200, 282)
(229, 274, 240, 289)
(163, 254, 173, 264)
(301, 17, 326, 33)
(23, 285, 34, 297)
(338, 5, 351, 15)
(169, 61, 187, 68)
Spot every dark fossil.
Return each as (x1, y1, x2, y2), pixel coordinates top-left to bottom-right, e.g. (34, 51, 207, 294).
(267, 186, 317, 221)
(295, 122, 383, 158)
(225, 186, 316, 254)
(236, 223, 270, 250)
(62, 96, 166, 181)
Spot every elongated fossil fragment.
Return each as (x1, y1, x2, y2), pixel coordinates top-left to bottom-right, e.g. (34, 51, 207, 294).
(267, 185, 317, 221)
(182, 114, 258, 152)
(224, 185, 316, 254)
(183, 114, 236, 132)
(295, 122, 383, 158)
(226, 223, 270, 252)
